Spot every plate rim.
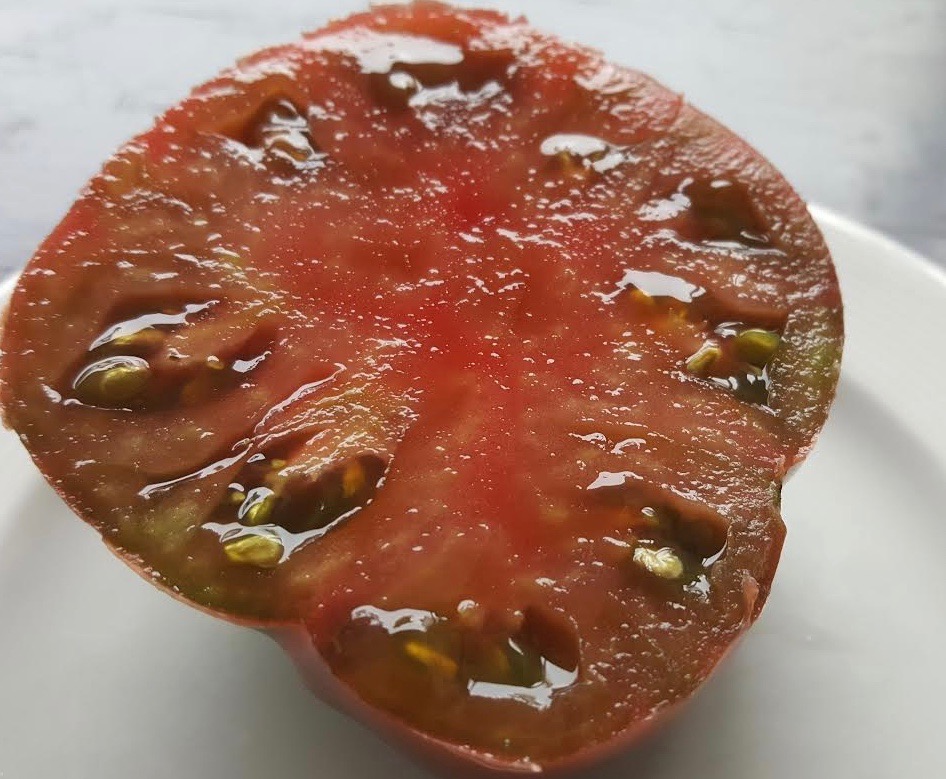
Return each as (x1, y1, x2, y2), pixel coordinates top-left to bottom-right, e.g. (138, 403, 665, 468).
(809, 204, 946, 289)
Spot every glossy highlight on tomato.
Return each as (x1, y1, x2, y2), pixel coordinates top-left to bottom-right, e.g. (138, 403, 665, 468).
(0, 2, 842, 774)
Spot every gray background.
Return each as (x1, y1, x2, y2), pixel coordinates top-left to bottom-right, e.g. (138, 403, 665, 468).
(1, 0, 944, 277)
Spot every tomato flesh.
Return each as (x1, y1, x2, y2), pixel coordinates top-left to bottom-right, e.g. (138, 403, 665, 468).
(0, 2, 842, 772)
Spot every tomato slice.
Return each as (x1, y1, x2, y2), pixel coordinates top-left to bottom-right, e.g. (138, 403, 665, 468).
(0, 2, 842, 773)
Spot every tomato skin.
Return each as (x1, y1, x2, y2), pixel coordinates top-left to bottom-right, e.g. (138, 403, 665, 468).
(0, 1, 841, 773)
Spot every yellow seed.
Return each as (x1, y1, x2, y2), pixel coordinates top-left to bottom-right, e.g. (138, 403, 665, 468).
(241, 493, 275, 526)
(229, 491, 247, 505)
(110, 328, 164, 351)
(686, 344, 721, 375)
(94, 364, 150, 403)
(403, 641, 459, 678)
(267, 132, 316, 163)
(555, 151, 589, 178)
(629, 288, 656, 308)
(633, 546, 685, 580)
(341, 460, 367, 498)
(223, 534, 283, 567)
(733, 328, 780, 367)
(481, 643, 513, 681)
(270, 459, 287, 470)
(206, 356, 226, 371)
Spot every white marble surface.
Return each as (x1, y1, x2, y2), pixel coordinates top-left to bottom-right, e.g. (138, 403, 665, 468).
(1, 0, 944, 277)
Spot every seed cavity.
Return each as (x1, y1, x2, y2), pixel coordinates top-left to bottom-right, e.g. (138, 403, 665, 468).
(217, 450, 387, 541)
(203, 444, 378, 567)
(269, 454, 387, 534)
(235, 97, 323, 169)
(73, 302, 278, 412)
(328, 603, 579, 710)
(587, 481, 728, 594)
(685, 324, 782, 405)
(682, 178, 770, 247)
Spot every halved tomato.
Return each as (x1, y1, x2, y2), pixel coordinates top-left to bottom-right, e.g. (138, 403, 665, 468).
(0, 2, 842, 774)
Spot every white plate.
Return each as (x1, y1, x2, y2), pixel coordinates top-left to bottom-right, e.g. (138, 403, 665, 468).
(0, 207, 944, 778)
